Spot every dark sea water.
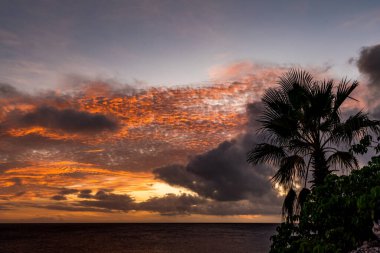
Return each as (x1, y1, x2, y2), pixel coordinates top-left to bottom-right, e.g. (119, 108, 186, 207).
(0, 223, 277, 253)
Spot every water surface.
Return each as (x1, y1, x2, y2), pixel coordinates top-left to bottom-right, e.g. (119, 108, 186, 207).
(0, 223, 277, 253)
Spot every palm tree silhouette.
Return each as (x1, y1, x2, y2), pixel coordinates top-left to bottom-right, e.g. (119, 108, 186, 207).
(247, 69, 379, 220)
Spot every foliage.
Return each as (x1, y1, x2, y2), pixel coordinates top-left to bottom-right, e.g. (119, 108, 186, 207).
(270, 156, 380, 253)
(351, 134, 380, 155)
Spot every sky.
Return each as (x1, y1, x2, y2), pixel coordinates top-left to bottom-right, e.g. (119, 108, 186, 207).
(0, 0, 379, 222)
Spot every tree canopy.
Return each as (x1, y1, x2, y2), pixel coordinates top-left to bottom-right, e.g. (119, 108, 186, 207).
(247, 69, 379, 219)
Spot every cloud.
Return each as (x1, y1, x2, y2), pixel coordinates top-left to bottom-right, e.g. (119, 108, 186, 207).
(0, 83, 21, 98)
(50, 188, 78, 201)
(357, 44, 380, 85)
(45, 190, 280, 216)
(154, 134, 278, 202)
(42, 204, 112, 213)
(51, 195, 66, 201)
(77, 189, 93, 199)
(138, 193, 280, 216)
(77, 190, 135, 211)
(153, 101, 281, 209)
(138, 193, 206, 216)
(355, 44, 380, 110)
(45, 189, 135, 212)
(18, 106, 119, 133)
(192, 199, 280, 216)
(59, 188, 79, 195)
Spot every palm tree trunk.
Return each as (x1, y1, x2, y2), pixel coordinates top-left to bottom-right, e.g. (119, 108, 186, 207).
(311, 148, 329, 186)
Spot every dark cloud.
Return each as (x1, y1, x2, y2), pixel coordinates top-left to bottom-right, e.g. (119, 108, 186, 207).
(356, 43, 380, 118)
(0, 83, 21, 98)
(77, 189, 93, 199)
(193, 200, 279, 216)
(138, 193, 206, 216)
(50, 189, 78, 201)
(154, 102, 281, 209)
(154, 134, 277, 202)
(47, 189, 136, 212)
(51, 195, 67, 201)
(1, 132, 81, 149)
(42, 204, 112, 213)
(78, 190, 135, 211)
(153, 165, 198, 191)
(58, 188, 79, 195)
(357, 44, 380, 91)
(19, 106, 119, 133)
(138, 193, 279, 216)
(246, 102, 265, 132)
(0, 161, 31, 173)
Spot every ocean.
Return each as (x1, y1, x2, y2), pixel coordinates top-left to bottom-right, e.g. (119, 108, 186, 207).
(0, 223, 277, 253)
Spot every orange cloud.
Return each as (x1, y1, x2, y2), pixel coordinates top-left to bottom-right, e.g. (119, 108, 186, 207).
(0, 64, 289, 221)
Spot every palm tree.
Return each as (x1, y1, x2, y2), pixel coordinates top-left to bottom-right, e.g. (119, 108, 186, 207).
(247, 69, 379, 220)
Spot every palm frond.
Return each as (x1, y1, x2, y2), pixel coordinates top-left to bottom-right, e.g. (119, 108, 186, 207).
(332, 112, 380, 144)
(262, 88, 289, 115)
(272, 155, 306, 188)
(296, 187, 311, 214)
(282, 188, 297, 223)
(247, 143, 286, 166)
(288, 139, 311, 155)
(278, 69, 313, 94)
(327, 151, 359, 171)
(319, 117, 337, 133)
(334, 79, 359, 112)
(258, 115, 298, 141)
(307, 80, 334, 119)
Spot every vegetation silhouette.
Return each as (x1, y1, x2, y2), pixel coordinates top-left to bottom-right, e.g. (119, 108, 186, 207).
(247, 69, 380, 220)
(269, 157, 380, 252)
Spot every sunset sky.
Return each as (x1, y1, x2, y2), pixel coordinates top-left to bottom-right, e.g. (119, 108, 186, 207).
(0, 0, 380, 222)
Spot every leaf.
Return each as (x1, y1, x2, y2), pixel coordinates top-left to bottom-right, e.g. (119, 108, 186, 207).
(282, 188, 297, 223)
(327, 151, 359, 171)
(332, 112, 380, 144)
(334, 79, 359, 113)
(296, 187, 311, 213)
(272, 155, 306, 188)
(247, 143, 286, 166)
